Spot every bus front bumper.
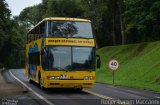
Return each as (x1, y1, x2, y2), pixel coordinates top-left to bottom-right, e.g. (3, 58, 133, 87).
(44, 80, 95, 88)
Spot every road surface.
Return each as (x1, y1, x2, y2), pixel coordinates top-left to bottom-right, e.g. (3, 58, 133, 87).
(1, 69, 160, 105)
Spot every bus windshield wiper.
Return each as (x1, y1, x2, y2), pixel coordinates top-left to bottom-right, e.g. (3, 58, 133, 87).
(53, 67, 66, 70)
(72, 36, 85, 38)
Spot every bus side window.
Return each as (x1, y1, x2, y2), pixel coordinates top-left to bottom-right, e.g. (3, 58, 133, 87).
(28, 34, 30, 42)
(35, 52, 40, 65)
(29, 52, 40, 65)
(41, 49, 48, 70)
(27, 34, 29, 43)
(40, 22, 45, 38)
(29, 53, 33, 64)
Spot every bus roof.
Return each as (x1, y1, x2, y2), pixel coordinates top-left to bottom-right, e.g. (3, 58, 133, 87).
(28, 17, 91, 33)
(44, 17, 91, 22)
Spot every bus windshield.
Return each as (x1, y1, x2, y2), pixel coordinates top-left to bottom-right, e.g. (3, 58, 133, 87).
(48, 21, 93, 38)
(44, 46, 95, 71)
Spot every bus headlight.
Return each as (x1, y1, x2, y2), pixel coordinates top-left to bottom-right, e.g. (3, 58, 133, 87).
(48, 76, 60, 80)
(84, 76, 93, 80)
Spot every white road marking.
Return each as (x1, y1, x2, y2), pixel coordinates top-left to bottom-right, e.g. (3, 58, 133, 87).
(9, 70, 55, 105)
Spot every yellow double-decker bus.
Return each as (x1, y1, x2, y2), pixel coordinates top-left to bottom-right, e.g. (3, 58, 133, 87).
(25, 17, 101, 90)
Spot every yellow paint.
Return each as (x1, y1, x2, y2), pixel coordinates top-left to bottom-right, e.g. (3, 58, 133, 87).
(46, 38, 95, 47)
(83, 89, 112, 99)
(25, 37, 96, 88)
(83, 90, 131, 105)
(45, 17, 91, 22)
(42, 71, 95, 88)
(25, 37, 44, 83)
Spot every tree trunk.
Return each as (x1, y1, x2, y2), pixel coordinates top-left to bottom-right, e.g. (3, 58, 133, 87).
(112, 17, 116, 45)
(119, 0, 125, 44)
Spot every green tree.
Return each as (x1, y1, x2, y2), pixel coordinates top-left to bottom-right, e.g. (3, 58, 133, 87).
(124, 0, 160, 43)
(44, 0, 83, 17)
(0, 0, 10, 50)
(0, 0, 25, 68)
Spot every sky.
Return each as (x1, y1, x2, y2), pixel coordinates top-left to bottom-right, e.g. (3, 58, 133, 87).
(6, 0, 42, 16)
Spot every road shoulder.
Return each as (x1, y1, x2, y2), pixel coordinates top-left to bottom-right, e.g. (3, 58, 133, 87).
(0, 69, 27, 98)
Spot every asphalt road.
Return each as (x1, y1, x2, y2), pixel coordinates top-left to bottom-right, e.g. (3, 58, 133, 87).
(1, 69, 160, 105)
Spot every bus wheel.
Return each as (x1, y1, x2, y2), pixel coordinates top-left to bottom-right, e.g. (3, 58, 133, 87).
(38, 73, 46, 90)
(40, 82, 46, 90)
(29, 79, 33, 84)
(75, 88, 83, 92)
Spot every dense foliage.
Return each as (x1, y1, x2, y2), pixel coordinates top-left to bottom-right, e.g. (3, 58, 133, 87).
(0, 0, 160, 68)
(0, 0, 26, 68)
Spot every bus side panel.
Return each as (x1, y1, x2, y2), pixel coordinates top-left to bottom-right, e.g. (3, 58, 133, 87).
(25, 38, 45, 83)
(25, 43, 29, 78)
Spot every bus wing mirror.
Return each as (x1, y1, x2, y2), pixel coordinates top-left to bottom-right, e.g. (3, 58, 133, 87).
(96, 55, 101, 69)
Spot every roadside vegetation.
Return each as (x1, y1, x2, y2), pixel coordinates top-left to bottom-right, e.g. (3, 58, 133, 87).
(96, 41, 160, 92)
(0, 0, 26, 68)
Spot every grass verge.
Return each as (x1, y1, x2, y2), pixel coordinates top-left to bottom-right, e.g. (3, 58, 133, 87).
(96, 41, 160, 92)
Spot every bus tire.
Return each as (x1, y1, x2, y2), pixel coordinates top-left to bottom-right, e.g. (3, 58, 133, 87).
(75, 88, 83, 92)
(38, 72, 46, 90)
(29, 79, 33, 84)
